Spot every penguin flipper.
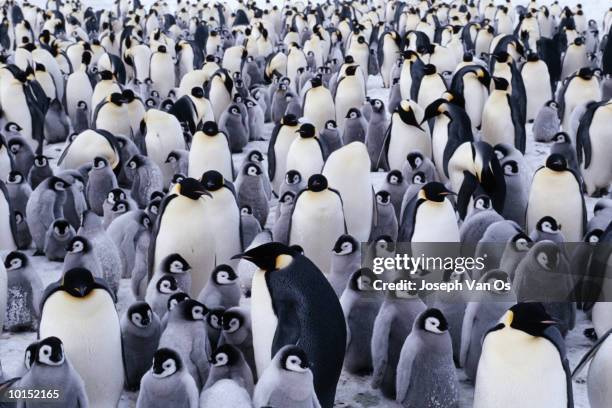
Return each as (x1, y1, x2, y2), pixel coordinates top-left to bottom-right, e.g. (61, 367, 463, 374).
(459, 302, 477, 368)
(572, 328, 612, 379)
(267, 122, 282, 182)
(457, 171, 478, 220)
(576, 102, 599, 168)
(375, 123, 392, 172)
(371, 310, 393, 388)
(507, 94, 526, 154)
(395, 338, 417, 403)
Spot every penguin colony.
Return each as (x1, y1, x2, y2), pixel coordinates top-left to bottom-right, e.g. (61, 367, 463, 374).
(0, 0, 611, 407)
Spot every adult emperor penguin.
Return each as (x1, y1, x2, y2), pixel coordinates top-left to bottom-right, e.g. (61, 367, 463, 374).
(268, 114, 300, 194)
(58, 129, 120, 172)
(526, 154, 586, 242)
(149, 178, 215, 297)
(288, 174, 347, 274)
(285, 123, 325, 184)
(381, 100, 430, 171)
(521, 52, 552, 122)
(188, 121, 234, 181)
(576, 100, 612, 196)
(558, 67, 601, 135)
(411, 63, 448, 110)
(323, 142, 374, 242)
(0, 180, 18, 252)
(334, 65, 366, 131)
(378, 30, 401, 88)
(473, 303, 572, 408)
(39, 267, 124, 408)
(450, 64, 490, 129)
(302, 75, 335, 132)
(481, 77, 526, 153)
(233, 242, 346, 408)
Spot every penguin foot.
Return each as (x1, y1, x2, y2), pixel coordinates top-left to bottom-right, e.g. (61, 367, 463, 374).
(584, 327, 598, 341)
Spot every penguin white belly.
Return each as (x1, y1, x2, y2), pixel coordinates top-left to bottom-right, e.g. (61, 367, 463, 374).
(482, 93, 515, 146)
(432, 115, 451, 183)
(587, 335, 612, 408)
(463, 76, 487, 128)
(387, 121, 432, 170)
(399, 62, 413, 100)
(474, 329, 567, 408)
(188, 136, 233, 181)
(272, 128, 299, 193)
(563, 80, 601, 134)
(561, 48, 588, 80)
(0, 147, 10, 181)
(581, 108, 612, 195)
(66, 72, 93, 121)
(447, 142, 475, 195)
(96, 105, 131, 136)
(335, 79, 365, 130)
(523, 64, 552, 122)
(39, 290, 124, 408)
(475, 34, 492, 58)
(0, 194, 16, 251)
(150, 59, 175, 98)
(303, 89, 335, 132)
(527, 170, 583, 241)
(417, 76, 447, 110)
(286, 139, 324, 183)
(91, 83, 121, 118)
(145, 121, 186, 171)
(381, 41, 398, 88)
(154, 197, 215, 297)
(1, 83, 33, 146)
(289, 192, 345, 274)
(203, 190, 242, 267)
(411, 200, 459, 242)
(209, 82, 231, 121)
(251, 270, 278, 378)
(323, 142, 372, 241)
(60, 130, 118, 170)
(287, 52, 307, 93)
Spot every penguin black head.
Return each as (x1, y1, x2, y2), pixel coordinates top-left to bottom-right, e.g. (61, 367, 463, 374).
(577, 67, 594, 80)
(201, 121, 219, 136)
(407, 152, 424, 169)
(24, 341, 38, 370)
(474, 195, 491, 210)
(511, 232, 532, 252)
(34, 155, 49, 167)
(280, 346, 311, 372)
(66, 235, 91, 255)
(345, 64, 358, 76)
(128, 302, 153, 328)
(536, 216, 560, 233)
(533, 241, 560, 271)
(180, 298, 207, 321)
(221, 309, 244, 332)
(49, 176, 70, 192)
(492, 51, 510, 63)
(585, 229, 603, 244)
(462, 52, 474, 62)
(156, 275, 178, 294)
(307, 174, 328, 192)
(350, 268, 376, 292)
(310, 76, 322, 87)
(126, 154, 145, 170)
(492, 76, 510, 91)
(526, 52, 539, 62)
(167, 292, 189, 312)
(36, 337, 65, 366)
(281, 114, 299, 126)
(344, 55, 355, 64)
(232, 242, 297, 272)
(152, 348, 182, 378)
(191, 86, 204, 98)
(177, 177, 209, 200)
(423, 63, 437, 75)
(207, 307, 225, 330)
(6, 122, 24, 134)
(93, 156, 109, 169)
(99, 70, 113, 80)
(332, 234, 357, 255)
(418, 308, 449, 334)
(212, 264, 238, 285)
(346, 107, 361, 119)
(481, 270, 512, 293)
(502, 160, 519, 176)
(412, 171, 427, 185)
(61, 267, 100, 298)
(376, 190, 391, 205)
(52, 219, 70, 236)
(122, 89, 135, 103)
(420, 182, 455, 202)
(551, 132, 569, 144)
(545, 153, 567, 172)
(211, 344, 240, 367)
(157, 45, 167, 53)
(4, 250, 28, 271)
(247, 150, 263, 163)
(7, 171, 24, 184)
(148, 198, 161, 216)
(296, 123, 316, 138)
(370, 98, 384, 111)
(325, 120, 337, 130)
(107, 188, 127, 204)
(244, 162, 262, 177)
(280, 191, 296, 205)
(505, 303, 557, 337)
(422, 98, 447, 122)
(574, 36, 584, 46)
(386, 170, 403, 185)
(200, 170, 225, 192)
(162, 253, 191, 274)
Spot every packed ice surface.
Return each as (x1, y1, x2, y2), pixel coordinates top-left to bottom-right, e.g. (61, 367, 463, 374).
(2, 0, 611, 407)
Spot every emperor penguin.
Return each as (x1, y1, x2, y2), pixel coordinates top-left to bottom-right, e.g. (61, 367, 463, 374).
(149, 45, 175, 98)
(533, 100, 561, 142)
(450, 64, 490, 129)
(0, 180, 18, 252)
(136, 348, 199, 408)
(481, 77, 526, 153)
(44, 219, 76, 261)
(197, 264, 241, 309)
(220, 104, 249, 153)
(205, 344, 254, 396)
(58, 129, 120, 173)
(378, 30, 401, 88)
(302, 76, 335, 132)
(576, 100, 612, 196)
(365, 98, 388, 170)
(3, 251, 43, 331)
(254, 345, 320, 408)
(7, 136, 34, 179)
(288, 174, 347, 274)
(395, 308, 460, 408)
(235, 162, 269, 228)
(550, 132, 579, 175)
(572, 328, 612, 408)
(28, 155, 53, 190)
(268, 114, 300, 194)
(39, 268, 124, 408)
(285, 123, 325, 183)
(521, 52, 552, 122)
(188, 121, 233, 182)
(6, 172, 31, 216)
(340, 268, 384, 374)
(530, 216, 566, 243)
(25, 176, 69, 254)
(234, 242, 346, 408)
(149, 177, 216, 298)
(381, 100, 430, 171)
(86, 157, 118, 216)
(412, 63, 448, 110)
(15, 336, 89, 407)
(473, 303, 573, 408)
(218, 307, 256, 380)
(93, 92, 131, 137)
(209, 69, 234, 121)
(561, 37, 589, 80)
(125, 154, 164, 209)
(335, 65, 366, 131)
(402, 151, 438, 186)
(558, 67, 601, 134)
(323, 142, 374, 242)
(526, 154, 586, 242)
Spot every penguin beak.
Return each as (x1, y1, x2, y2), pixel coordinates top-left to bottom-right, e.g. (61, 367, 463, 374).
(73, 285, 88, 297)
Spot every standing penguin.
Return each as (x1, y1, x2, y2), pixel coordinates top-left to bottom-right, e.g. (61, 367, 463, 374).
(558, 67, 601, 134)
(218, 307, 256, 381)
(319, 120, 343, 157)
(44, 219, 76, 261)
(136, 348, 199, 408)
(335, 65, 366, 131)
(25, 176, 69, 254)
(236, 162, 269, 228)
(197, 264, 241, 309)
(234, 242, 346, 408)
(205, 344, 254, 396)
(289, 174, 346, 274)
(521, 52, 552, 122)
(481, 77, 525, 153)
(125, 154, 164, 209)
(268, 114, 300, 194)
(220, 104, 249, 153)
(526, 154, 586, 242)
(254, 345, 320, 408)
(550, 132, 579, 175)
(365, 98, 388, 170)
(342, 108, 368, 144)
(2, 251, 43, 331)
(340, 268, 383, 374)
(39, 268, 124, 408)
(28, 155, 53, 190)
(395, 308, 459, 408)
(86, 157, 118, 216)
(473, 303, 572, 408)
(188, 121, 233, 182)
(302, 76, 335, 132)
(121, 301, 162, 390)
(533, 101, 562, 142)
(378, 31, 401, 88)
(286, 123, 325, 184)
